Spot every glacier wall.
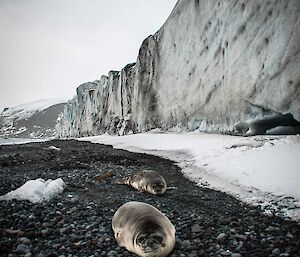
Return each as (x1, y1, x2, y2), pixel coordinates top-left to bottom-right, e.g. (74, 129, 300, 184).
(56, 0, 300, 138)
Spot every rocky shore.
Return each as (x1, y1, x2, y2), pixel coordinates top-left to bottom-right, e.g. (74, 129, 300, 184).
(0, 140, 299, 257)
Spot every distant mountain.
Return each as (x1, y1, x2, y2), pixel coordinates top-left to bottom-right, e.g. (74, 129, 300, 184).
(0, 99, 67, 138)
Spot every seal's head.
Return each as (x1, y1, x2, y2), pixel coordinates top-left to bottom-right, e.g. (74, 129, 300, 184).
(135, 226, 166, 257)
(234, 121, 249, 134)
(149, 179, 167, 195)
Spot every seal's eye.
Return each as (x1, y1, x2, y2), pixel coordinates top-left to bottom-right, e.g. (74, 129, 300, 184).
(137, 234, 147, 244)
(152, 183, 163, 189)
(152, 235, 163, 243)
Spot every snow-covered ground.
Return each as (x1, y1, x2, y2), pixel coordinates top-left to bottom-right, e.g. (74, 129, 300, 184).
(1, 98, 67, 121)
(0, 98, 67, 138)
(0, 138, 49, 145)
(79, 132, 300, 221)
(1, 132, 299, 221)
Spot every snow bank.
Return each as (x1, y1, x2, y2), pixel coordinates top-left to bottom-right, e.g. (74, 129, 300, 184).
(0, 178, 65, 203)
(0, 138, 49, 145)
(1, 98, 67, 121)
(79, 132, 300, 221)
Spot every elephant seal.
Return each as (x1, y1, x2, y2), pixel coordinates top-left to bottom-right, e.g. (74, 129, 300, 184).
(116, 170, 167, 195)
(112, 201, 175, 257)
(235, 113, 300, 136)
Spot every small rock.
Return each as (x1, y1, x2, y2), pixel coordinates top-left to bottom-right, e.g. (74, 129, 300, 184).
(234, 234, 247, 241)
(19, 237, 31, 244)
(216, 233, 227, 241)
(181, 240, 191, 247)
(5, 229, 23, 235)
(272, 248, 280, 255)
(70, 197, 79, 203)
(107, 250, 118, 256)
(52, 243, 61, 249)
(41, 228, 49, 237)
(265, 226, 279, 232)
(16, 244, 31, 254)
(221, 250, 232, 256)
(191, 224, 201, 233)
(70, 233, 81, 242)
(28, 214, 36, 220)
(236, 241, 244, 251)
(60, 227, 69, 235)
(231, 253, 242, 257)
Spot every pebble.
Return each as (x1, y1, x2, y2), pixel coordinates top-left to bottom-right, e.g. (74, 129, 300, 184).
(235, 241, 244, 251)
(60, 227, 69, 235)
(221, 250, 232, 256)
(272, 248, 281, 255)
(266, 226, 280, 232)
(191, 224, 201, 233)
(234, 234, 247, 241)
(0, 140, 299, 257)
(16, 244, 31, 254)
(19, 237, 31, 244)
(181, 240, 191, 247)
(41, 228, 50, 237)
(216, 233, 227, 241)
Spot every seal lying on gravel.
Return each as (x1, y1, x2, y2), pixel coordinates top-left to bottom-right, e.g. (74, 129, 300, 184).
(112, 201, 176, 257)
(234, 113, 300, 136)
(116, 170, 167, 195)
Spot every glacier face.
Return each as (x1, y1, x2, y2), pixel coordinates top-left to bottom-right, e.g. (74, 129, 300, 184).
(56, 0, 300, 138)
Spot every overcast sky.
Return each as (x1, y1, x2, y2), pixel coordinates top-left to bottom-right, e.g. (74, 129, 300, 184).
(0, 0, 177, 110)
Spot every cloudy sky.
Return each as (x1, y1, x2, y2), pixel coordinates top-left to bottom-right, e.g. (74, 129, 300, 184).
(0, 0, 177, 110)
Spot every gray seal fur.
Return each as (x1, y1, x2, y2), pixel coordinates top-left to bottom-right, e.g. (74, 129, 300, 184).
(112, 201, 175, 257)
(116, 170, 167, 195)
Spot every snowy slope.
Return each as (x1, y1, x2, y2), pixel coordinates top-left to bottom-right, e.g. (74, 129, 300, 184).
(0, 98, 67, 138)
(79, 132, 300, 221)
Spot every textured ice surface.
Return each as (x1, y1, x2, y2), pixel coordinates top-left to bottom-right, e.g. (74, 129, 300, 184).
(0, 178, 65, 203)
(56, 0, 300, 137)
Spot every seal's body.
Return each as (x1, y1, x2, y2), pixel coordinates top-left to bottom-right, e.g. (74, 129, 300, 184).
(112, 201, 175, 257)
(117, 170, 167, 195)
(235, 113, 300, 136)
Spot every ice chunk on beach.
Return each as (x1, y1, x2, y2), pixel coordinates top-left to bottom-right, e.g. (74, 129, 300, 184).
(0, 178, 65, 203)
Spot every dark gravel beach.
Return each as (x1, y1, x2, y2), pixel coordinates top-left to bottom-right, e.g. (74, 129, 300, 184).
(0, 139, 299, 257)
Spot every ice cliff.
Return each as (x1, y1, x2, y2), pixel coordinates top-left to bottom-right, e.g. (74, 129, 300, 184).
(56, 0, 300, 138)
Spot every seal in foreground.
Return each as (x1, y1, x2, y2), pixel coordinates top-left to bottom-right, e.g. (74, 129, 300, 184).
(112, 201, 176, 257)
